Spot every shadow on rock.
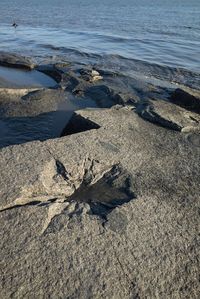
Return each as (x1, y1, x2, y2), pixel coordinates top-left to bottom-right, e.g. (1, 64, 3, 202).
(170, 88, 200, 114)
(67, 164, 135, 220)
(0, 110, 76, 148)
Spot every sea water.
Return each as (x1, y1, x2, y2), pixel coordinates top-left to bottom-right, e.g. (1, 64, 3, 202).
(0, 0, 199, 73)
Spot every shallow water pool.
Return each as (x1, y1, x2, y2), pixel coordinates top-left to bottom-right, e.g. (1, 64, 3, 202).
(0, 66, 57, 88)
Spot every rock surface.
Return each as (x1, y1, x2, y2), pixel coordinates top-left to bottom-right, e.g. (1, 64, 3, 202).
(134, 98, 200, 131)
(0, 52, 35, 70)
(0, 89, 64, 118)
(0, 55, 200, 299)
(0, 88, 69, 148)
(0, 106, 200, 298)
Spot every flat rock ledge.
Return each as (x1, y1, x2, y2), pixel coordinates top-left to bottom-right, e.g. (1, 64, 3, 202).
(0, 106, 200, 299)
(0, 52, 35, 70)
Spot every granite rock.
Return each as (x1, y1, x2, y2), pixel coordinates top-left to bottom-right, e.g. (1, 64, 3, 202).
(134, 98, 200, 131)
(0, 107, 199, 298)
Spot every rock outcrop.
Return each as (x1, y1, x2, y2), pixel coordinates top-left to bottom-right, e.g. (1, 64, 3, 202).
(0, 52, 35, 70)
(134, 98, 200, 131)
(0, 106, 199, 298)
(0, 89, 64, 118)
(0, 55, 200, 298)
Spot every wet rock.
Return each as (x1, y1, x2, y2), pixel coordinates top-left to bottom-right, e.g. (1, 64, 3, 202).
(85, 85, 123, 107)
(62, 72, 81, 92)
(0, 51, 35, 70)
(114, 92, 139, 105)
(0, 89, 65, 118)
(54, 62, 71, 69)
(170, 88, 200, 114)
(135, 99, 200, 131)
(79, 68, 103, 82)
(92, 75, 103, 82)
(0, 89, 68, 148)
(36, 64, 63, 83)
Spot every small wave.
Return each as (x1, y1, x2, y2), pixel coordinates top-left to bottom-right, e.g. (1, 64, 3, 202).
(35, 42, 200, 90)
(183, 26, 200, 31)
(39, 43, 101, 59)
(38, 44, 63, 51)
(91, 33, 135, 43)
(97, 54, 200, 90)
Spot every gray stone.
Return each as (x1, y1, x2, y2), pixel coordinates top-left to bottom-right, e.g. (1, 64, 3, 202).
(0, 55, 200, 298)
(0, 89, 65, 118)
(0, 51, 35, 70)
(135, 98, 200, 131)
(0, 106, 199, 298)
(85, 85, 124, 107)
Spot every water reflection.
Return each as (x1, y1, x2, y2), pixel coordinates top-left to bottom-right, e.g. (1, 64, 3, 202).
(0, 66, 56, 88)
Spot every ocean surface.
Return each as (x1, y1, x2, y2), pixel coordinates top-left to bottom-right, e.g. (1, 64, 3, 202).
(0, 0, 200, 75)
(0, 0, 200, 148)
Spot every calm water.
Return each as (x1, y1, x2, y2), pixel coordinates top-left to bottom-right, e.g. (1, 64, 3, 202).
(0, 0, 199, 73)
(0, 66, 56, 88)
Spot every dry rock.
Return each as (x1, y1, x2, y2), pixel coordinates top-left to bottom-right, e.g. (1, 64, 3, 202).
(0, 107, 199, 298)
(134, 98, 200, 131)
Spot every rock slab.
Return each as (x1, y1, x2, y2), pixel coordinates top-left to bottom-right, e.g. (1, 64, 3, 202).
(0, 107, 199, 299)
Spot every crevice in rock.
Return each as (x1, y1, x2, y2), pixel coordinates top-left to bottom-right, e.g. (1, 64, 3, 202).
(0, 200, 42, 212)
(55, 160, 70, 181)
(141, 108, 181, 131)
(0, 196, 60, 213)
(189, 115, 199, 123)
(39, 198, 58, 206)
(61, 113, 100, 136)
(134, 102, 182, 131)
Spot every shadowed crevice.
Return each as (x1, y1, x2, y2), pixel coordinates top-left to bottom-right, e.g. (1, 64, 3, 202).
(170, 88, 200, 114)
(0, 200, 42, 212)
(61, 113, 100, 136)
(0, 197, 58, 213)
(56, 160, 70, 180)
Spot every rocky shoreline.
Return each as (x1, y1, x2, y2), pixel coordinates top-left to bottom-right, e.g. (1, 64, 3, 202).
(0, 52, 200, 298)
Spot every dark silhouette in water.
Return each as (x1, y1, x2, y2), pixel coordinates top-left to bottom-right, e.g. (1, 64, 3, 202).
(12, 22, 18, 28)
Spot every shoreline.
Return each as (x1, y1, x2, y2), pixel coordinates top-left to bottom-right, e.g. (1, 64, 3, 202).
(0, 52, 200, 298)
